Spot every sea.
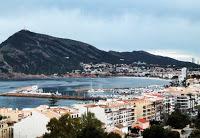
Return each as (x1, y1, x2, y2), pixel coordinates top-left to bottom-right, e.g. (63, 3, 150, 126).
(0, 77, 170, 109)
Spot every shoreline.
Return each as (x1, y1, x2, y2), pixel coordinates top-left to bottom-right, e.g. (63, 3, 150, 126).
(0, 75, 171, 82)
(0, 72, 172, 81)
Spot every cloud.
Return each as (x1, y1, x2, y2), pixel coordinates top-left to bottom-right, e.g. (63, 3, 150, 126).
(148, 50, 200, 63)
(0, 0, 200, 61)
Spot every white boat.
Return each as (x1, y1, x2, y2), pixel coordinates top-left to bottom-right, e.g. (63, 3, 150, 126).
(87, 88, 105, 93)
(87, 88, 96, 93)
(54, 91, 62, 96)
(97, 89, 105, 93)
(12, 85, 62, 96)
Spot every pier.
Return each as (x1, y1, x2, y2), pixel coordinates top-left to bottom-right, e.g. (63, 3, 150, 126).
(0, 93, 105, 101)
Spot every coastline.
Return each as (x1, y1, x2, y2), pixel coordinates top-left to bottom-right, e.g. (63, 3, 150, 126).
(0, 76, 170, 109)
(0, 72, 171, 81)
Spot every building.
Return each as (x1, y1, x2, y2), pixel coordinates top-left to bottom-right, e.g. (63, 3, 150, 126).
(133, 98, 155, 121)
(74, 94, 166, 134)
(179, 67, 187, 83)
(0, 108, 31, 122)
(163, 85, 200, 112)
(13, 105, 79, 138)
(74, 100, 135, 133)
(163, 94, 175, 114)
(132, 118, 150, 131)
(192, 58, 195, 64)
(13, 111, 49, 138)
(0, 120, 13, 138)
(0, 108, 32, 138)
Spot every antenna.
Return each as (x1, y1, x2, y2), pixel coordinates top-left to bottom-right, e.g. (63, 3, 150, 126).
(23, 25, 28, 31)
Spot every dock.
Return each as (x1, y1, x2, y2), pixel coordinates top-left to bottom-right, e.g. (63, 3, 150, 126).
(0, 93, 105, 101)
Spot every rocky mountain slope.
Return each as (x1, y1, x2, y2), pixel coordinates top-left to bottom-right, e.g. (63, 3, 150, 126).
(0, 30, 197, 74)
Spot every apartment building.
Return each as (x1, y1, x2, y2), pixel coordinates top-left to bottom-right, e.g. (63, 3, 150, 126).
(163, 94, 175, 114)
(74, 100, 135, 130)
(163, 85, 200, 112)
(133, 98, 155, 121)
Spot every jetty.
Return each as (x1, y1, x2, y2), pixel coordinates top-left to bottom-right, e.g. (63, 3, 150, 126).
(0, 93, 105, 101)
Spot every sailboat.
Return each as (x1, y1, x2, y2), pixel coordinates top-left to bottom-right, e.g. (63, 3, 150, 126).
(87, 79, 104, 93)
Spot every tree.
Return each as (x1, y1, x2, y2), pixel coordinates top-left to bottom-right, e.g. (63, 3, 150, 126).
(150, 120, 161, 126)
(0, 115, 7, 121)
(43, 112, 122, 138)
(142, 125, 167, 138)
(43, 114, 81, 138)
(193, 110, 200, 129)
(143, 125, 180, 138)
(181, 79, 187, 87)
(190, 129, 200, 138)
(77, 112, 105, 138)
(48, 94, 59, 107)
(80, 112, 103, 131)
(161, 113, 169, 126)
(106, 132, 121, 138)
(77, 126, 106, 138)
(130, 127, 140, 134)
(166, 131, 180, 138)
(167, 110, 190, 129)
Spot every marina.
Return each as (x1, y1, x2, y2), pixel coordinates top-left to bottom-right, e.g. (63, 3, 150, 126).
(0, 77, 169, 108)
(0, 84, 164, 100)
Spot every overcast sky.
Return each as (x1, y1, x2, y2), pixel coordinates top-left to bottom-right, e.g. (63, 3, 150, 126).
(0, 0, 200, 62)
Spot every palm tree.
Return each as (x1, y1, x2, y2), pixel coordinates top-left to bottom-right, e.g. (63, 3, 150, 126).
(48, 94, 58, 107)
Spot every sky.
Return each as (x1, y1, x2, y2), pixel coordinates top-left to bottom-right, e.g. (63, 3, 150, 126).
(0, 0, 200, 63)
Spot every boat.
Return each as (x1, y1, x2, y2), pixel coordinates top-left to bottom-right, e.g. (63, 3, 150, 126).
(87, 88, 105, 93)
(10, 85, 62, 96)
(54, 91, 62, 96)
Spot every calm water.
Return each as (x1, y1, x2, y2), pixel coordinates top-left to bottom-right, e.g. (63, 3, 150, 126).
(0, 77, 169, 109)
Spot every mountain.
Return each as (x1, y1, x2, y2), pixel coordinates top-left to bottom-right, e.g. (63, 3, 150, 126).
(0, 30, 198, 74)
(108, 51, 196, 67)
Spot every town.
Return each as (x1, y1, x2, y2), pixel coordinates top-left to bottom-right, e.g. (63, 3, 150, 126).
(1, 67, 200, 138)
(64, 62, 200, 79)
(1, 1, 200, 138)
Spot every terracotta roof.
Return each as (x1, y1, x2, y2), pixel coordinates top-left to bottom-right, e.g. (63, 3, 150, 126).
(138, 118, 148, 123)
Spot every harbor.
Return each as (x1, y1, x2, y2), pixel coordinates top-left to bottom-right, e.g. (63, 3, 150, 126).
(0, 77, 169, 108)
(0, 83, 165, 101)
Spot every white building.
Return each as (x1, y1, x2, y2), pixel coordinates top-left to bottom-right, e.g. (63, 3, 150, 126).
(13, 105, 80, 138)
(175, 94, 197, 111)
(163, 94, 175, 114)
(13, 111, 49, 138)
(74, 100, 135, 132)
(179, 67, 187, 83)
(163, 85, 200, 112)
